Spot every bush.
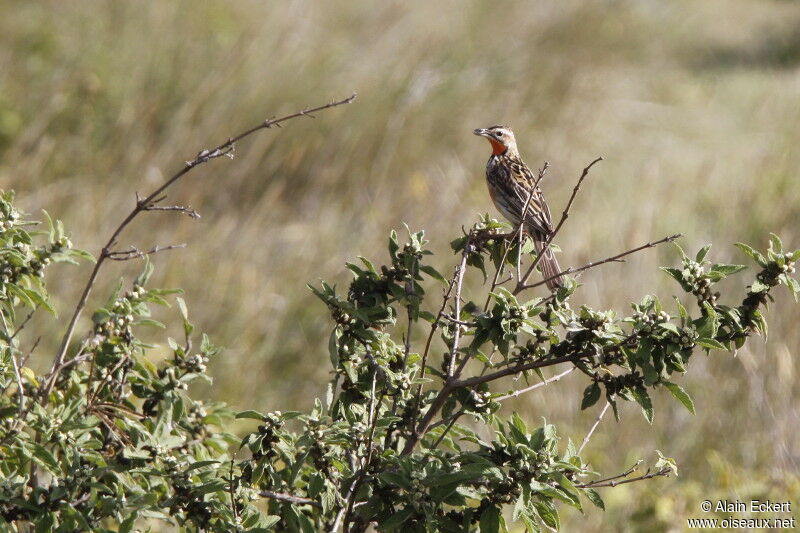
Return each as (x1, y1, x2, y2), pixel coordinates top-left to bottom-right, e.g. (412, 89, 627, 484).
(1, 99, 798, 532)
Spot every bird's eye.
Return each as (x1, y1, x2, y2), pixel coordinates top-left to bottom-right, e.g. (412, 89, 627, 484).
(495, 131, 503, 136)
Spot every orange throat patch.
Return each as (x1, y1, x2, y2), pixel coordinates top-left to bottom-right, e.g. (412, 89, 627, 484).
(489, 138, 506, 155)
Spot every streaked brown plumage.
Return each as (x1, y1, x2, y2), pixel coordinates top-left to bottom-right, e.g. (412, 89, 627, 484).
(473, 125, 564, 290)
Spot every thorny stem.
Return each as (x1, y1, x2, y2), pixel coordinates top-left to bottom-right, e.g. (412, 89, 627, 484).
(42, 93, 357, 401)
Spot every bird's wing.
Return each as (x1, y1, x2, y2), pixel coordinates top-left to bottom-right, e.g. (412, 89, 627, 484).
(506, 157, 554, 236)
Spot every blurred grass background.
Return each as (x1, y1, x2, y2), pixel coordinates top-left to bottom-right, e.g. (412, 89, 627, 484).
(2, 0, 799, 530)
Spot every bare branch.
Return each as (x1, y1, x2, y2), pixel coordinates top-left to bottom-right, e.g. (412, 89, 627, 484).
(260, 490, 321, 508)
(578, 401, 611, 454)
(494, 367, 576, 402)
(441, 314, 477, 327)
(228, 459, 239, 523)
(429, 407, 467, 450)
(518, 234, 683, 292)
(577, 466, 672, 489)
(143, 203, 201, 219)
(7, 310, 35, 342)
(8, 349, 25, 417)
(106, 244, 187, 261)
(42, 93, 357, 400)
(518, 157, 603, 291)
(342, 369, 382, 531)
(446, 249, 470, 378)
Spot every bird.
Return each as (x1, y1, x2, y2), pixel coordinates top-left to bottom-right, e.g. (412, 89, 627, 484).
(473, 125, 564, 291)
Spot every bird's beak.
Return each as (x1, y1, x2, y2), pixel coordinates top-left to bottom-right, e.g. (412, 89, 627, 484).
(473, 128, 490, 137)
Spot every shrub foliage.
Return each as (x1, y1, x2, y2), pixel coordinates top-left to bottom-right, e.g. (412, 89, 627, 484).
(0, 188, 797, 531)
(0, 101, 798, 531)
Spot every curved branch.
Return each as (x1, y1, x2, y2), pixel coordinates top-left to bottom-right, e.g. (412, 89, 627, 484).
(42, 93, 357, 400)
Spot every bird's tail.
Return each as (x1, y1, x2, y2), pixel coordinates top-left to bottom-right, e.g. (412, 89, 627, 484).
(533, 238, 564, 291)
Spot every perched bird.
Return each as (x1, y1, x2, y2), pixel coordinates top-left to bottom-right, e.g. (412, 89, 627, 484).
(473, 125, 564, 290)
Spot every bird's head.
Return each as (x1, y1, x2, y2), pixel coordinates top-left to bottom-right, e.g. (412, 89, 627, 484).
(473, 125, 517, 155)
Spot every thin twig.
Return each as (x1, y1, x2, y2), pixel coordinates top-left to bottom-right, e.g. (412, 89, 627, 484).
(8, 348, 25, 416)
(229, 458, 239, 523)
(517, 234, 683, 292)
(494, 367, 576, 402)
(417, 274, 456, 383)
(7, 310, 35, 342)
(342, 370, 380, 530)
(578, 401, 611, 454)
(42, 93, 356, 400)
(260, 490, 321, 508)
(403, 352, 579, 455)
(402, 318, 642, 455)
(518, 157, 603, 291)
(406, 274, 456, 450)
(441, 314, 477, 327)
(429, 408, 466, 450)
(0, 313, 25, 418)
(106, 244, 187, 261)
(401, 256, 418, 368)
(577, 466, 672, 489)
(446, 249, 470, 378)
(143, 203, 201, 218)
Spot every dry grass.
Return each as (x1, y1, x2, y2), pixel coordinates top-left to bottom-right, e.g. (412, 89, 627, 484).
(2, 0, 799, 529)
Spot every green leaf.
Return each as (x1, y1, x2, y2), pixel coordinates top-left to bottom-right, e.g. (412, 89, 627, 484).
(235, 410, 266, 421)
(735, 243, 767, 267)
(510, 412, 528, 435)
(630, 385, 653, 424)
(378, 472, 412, 491)
(672, 241, 688, 261)
(658, 322, 680, 335)
(32, 444, 61, 475)
(695, 245, 711, 263)
(261, 515, 281, 528)
(583, 488, 605, 510)
(709, 263, 747, 277)
(660, 267, 691, 292)
(769, 233, 784, 254)
(580, 383, 601, 410)
(533, 499, 560, 530)
(696, 338, 727, 351)
(695, 302, 719, 338)
(135, 257, 154, 286)
(69, 248, 96, 263)
(663, 381, 696, 415)
(655, 450, 679, 476)
(194, 479, 227, 495)
(479, 505, 501, 533)
(419, 264, 446, 283)
(382, 507, 415, 530)
(328, 329, 339, 367)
